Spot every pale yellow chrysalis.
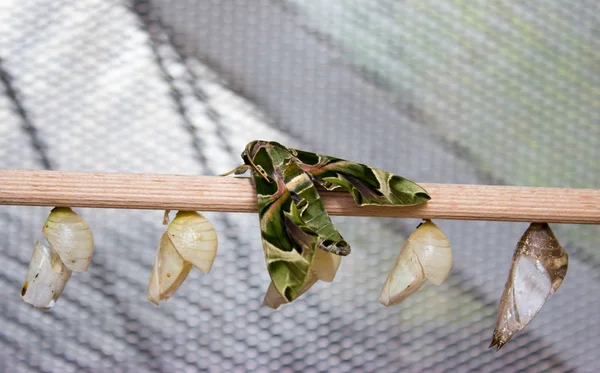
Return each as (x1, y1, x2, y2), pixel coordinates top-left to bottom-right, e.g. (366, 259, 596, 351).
(147, 233, 193, 305)
(166, 211, 218, 274)
(379, 220, 452, 306)
(21, 207, 93, 309)
(147, 211, 218, 305)
(263, 250, 342, 309)
(490, 223, 568, 350)
(42, 207, 94, 272)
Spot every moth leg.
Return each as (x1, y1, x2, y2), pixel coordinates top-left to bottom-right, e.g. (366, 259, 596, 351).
(254, 165, 272, 183)
(219, 165, 250, 176)
(162, 210, 171, 225)
(308, 174, 337, 191)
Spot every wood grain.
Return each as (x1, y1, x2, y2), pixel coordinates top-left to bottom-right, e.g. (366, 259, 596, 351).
(0, 169, 599, 224)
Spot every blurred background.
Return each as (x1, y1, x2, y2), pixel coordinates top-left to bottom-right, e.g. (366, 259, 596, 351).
(1, 1, 599, 372)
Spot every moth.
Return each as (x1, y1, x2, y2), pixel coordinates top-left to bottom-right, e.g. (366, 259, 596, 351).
(224, 140, 430, 302)
(490, 223, 568, 350)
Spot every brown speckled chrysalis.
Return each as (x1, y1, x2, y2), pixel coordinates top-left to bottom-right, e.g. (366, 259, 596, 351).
(490, 223, 568, 350)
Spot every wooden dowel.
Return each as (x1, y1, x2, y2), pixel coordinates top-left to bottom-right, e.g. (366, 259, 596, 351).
(0, 169, 599, 224)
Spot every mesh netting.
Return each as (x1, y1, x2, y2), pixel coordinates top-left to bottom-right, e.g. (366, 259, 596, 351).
(1, 1, 599, 372)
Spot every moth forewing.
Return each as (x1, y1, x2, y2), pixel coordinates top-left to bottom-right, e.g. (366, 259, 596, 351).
(262, 226, 314, 301)
(263, 271, 319, 309)
(21, 241, 73, 309)
(490, 223, 568, 350)
(291, 149, 430, 207)
(263, 281, 286, 309)
(243, 140, 349, 302)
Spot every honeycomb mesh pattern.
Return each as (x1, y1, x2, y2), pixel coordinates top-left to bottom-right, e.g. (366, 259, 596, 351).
(0, 1, 599, 372)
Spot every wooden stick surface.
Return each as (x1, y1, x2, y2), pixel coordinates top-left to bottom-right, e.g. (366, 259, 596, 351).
(0, 169, 599, 224)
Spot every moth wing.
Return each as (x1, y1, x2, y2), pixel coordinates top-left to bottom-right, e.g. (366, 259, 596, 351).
(282, 160, 350, 256)
(252, 146, 349, 300)
(292, 149, 430, 206)
(263, 271, 320, 309)
(311, 249, 342, 282)
(252, 167, 318, 302)
(263, 246, 341, 308)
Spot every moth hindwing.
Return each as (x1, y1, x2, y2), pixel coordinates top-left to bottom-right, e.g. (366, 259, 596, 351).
(242, 141, 349, 301)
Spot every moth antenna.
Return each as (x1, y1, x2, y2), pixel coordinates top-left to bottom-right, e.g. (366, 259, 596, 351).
(219, 165, 250, 177)
(254, 165, 271, 183)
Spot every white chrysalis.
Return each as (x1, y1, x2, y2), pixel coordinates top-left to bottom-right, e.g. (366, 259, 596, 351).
(379, 220, 452, 306)
(490, 223, 568, 350)
(263, 250, 342, 309)
(147, 211, 218, 305)
(21, 241, 72, 309)
(21, 207, 93, 309)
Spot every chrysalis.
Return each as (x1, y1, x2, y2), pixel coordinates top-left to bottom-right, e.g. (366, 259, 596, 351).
(490, 223, 568, 350)
(22, 207, 94, 309)
(147, 211, 218, 305)
(263, 250, 342, 309)
(379, 220, 452, 306)
(41, 207, 94, 272)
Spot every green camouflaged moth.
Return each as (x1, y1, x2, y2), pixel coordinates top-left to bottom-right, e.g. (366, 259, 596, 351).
(224, 140, 430, 302)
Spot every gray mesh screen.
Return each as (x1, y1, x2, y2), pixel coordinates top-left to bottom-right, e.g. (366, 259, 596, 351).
(1, 1, 599, 372)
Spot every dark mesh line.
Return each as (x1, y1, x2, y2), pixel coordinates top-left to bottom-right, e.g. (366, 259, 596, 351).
(0, 57, 53, 170)
(131, 0, 208, 167)
(135, 1, 240, 159)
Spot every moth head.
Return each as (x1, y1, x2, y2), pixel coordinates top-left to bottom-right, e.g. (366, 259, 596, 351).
(242, 140, 274, 182)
